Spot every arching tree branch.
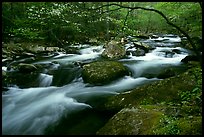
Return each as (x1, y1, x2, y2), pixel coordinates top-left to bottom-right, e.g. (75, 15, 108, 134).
(121, 9, 132, 34)
(87, 3, 201, 62)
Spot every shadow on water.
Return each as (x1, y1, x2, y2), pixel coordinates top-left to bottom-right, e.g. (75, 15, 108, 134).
(44, 108, 116, 135)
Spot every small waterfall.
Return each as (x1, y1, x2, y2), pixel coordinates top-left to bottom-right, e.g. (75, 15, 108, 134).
(39, 73, 53, 87)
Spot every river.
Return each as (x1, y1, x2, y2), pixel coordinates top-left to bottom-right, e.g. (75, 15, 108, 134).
(2, 34, 191, 135)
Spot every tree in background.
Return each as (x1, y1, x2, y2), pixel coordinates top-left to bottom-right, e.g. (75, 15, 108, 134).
(2, 2, 202, 49)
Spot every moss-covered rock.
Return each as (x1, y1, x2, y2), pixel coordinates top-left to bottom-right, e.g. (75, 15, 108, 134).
(97, 105, 202, 135)
(96, 106, 164, 135)
(96, 66, 202, 135)
(82, 61, 129, 85)
(152, 114, 202, 135)
(101, 41, 126, 59)
(99, 67, 200, 112)
(3, 71, 40, 88)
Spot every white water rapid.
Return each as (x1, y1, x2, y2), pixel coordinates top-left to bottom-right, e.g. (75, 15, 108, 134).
(2, 34, 191, 135)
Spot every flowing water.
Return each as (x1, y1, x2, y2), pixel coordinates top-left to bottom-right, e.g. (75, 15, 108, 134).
(2, 34, 191, 135)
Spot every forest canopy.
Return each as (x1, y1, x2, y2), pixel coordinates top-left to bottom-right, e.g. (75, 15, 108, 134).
(2, 2, 202, 47)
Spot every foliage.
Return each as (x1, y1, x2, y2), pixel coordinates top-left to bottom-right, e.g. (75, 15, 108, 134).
(153, 115, 180, 135)
(178, 67, 202, 106)
(2, 2, 202, 45)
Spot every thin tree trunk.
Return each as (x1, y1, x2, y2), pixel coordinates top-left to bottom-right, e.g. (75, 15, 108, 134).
(106, 2, 110, 40)
(122, 9, 131, 35)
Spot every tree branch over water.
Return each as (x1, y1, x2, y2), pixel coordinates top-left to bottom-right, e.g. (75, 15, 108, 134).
(87, 3, 198, 54)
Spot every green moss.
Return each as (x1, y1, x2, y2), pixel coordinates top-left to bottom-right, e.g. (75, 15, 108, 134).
(152, 116, 180, 135)
(96, 106, 164, 135)
(96, 60, 202, 135)
(82, 61, 129, 85)
(100, 67, 199, 112)
(177, 117, 202, 135)
(97, 103, 202, 135)
(153, 116, 202, 135)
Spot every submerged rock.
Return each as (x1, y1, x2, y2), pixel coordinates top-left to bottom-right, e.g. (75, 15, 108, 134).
(82, 61, 129, 85)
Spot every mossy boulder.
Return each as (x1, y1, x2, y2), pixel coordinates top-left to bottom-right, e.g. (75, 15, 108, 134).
(2, 71, 40, 88)
(82, 61, 129, 85)
(99, 67, 200, 112)
(96, 106, 163, 135)
(102, 41, 126, 59)
(97, 105, 202, 135)
(96, 66, 202, 135)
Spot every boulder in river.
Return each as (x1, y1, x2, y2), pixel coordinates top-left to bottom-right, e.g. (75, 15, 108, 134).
(127, 48, 146, 56)
(17, 63, 38, 73)
(133, 42, 155, 52)
(82, 61, 130, 85)
(102, 40, 126, 59)
(181, 55, 199, 63)
(99, 67, 201, 111)
(96, 66, 202, 135)
(97, 105, 202, 135)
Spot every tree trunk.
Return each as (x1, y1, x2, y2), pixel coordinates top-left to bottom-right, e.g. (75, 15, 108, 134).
(106, 2, 110, 40)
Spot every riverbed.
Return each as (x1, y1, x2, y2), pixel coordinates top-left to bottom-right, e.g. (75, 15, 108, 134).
(2, 34, 192, 135)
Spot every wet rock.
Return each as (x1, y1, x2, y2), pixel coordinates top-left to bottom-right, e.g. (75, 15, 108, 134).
(149, 34, 159, 39)
(133, 42, 155, 52)
(141, 65, 188, 79)
(102, 41, 126, 59)
(82, 61, 129, 85)
(134, 35, 149, 39)
(4, 71, 40, 88)
(181, 55, 199, 63)
(17, 63, 38, 73)
(52, 67, 81, 87)
(172, 49, 181, 54)
(99, 67, 201, 112)
(164, 51, 175, 58)
(127, 48, 146, 56)
(157, 66, 187, 79)
(63, 46, 79, 54)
